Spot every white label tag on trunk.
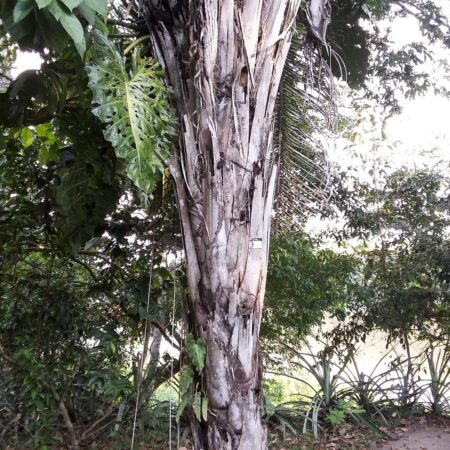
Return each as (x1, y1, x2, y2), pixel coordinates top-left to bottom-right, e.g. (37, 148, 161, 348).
(249, 238, 262, 249)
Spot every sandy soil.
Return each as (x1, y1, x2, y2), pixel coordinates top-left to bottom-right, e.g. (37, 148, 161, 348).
(376, 417, 450, 450)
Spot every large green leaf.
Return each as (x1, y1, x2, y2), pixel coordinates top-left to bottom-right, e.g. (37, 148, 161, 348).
(77, 1, 95, 24)
(176, 391, 192, 423)
(13, 0, 33, 22)
(47, 1, 85, 56)
(87, 32, 176, 194)
(193, 392, 202, 421)
(186, 334, 206, 372)
(178, 365, 193, 396)
(202, 396, 208, 421)
(35, 0, 53, 8)
(0, 65, 69, 126)
(20, 127, 34, 147)
(82, 0, 106, 17)
(60, 0, 82, 10)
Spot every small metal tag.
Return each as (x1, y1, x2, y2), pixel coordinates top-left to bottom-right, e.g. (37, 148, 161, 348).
(249, 237, 263, 249)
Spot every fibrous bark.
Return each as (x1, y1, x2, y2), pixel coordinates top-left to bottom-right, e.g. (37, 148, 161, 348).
(142, 1, 301, 448)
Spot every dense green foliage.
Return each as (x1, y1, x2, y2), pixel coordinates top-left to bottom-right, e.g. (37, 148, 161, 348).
(1, 0, 107, 56)
(263, 234, 358, 345)
(0, 125, 182, 447)
(0, 0, 176, 198)
(0, 0, 450, 448)
(334, 168, 450, 344)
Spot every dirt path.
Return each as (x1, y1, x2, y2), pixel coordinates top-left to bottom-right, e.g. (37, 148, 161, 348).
(376, 417, 450, 450)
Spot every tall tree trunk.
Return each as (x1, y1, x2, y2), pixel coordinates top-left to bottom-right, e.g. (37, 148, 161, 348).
(143, 0, 301, 448)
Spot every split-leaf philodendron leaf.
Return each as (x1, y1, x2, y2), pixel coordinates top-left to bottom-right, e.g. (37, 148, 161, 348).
(87, 32, 176, 195)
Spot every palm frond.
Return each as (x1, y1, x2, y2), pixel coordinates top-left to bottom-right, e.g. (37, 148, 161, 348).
(273, 13, 336, 234)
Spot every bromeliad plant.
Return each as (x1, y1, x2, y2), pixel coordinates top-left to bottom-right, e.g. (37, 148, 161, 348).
(424, 344, 450, 416)
(268, 342, 362, 439)
(266, 341, 393, 440)
(340, 353, 392, 426)
(385, 342, 425, 413)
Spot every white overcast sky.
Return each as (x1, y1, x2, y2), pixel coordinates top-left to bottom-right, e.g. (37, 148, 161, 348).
(377, 4, 450, 170)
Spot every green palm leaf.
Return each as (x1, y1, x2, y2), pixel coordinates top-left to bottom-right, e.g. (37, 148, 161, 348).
(87, 32, 176, 194)
(273, 17, 336, 233)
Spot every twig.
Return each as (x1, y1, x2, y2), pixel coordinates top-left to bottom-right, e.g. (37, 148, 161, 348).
(150, 320, 181, 351)
(79, 407, 114, 442)
(70, 257, 99, 282)
(0, 72, 12, 82)
(107, 19, 140, 30)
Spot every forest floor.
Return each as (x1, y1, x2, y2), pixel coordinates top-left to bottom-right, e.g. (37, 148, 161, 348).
(374, 416, 450, 450)
(83, 415, 450, 449)
(269, 415, 450, 450)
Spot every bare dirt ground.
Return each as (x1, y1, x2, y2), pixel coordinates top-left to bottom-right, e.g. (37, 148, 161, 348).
(375, 416, 450, 450)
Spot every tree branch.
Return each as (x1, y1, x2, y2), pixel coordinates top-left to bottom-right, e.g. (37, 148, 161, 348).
(107, 19, 140, 31)
(150, 320, 181, 351)
(70, 257, 99, 282)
